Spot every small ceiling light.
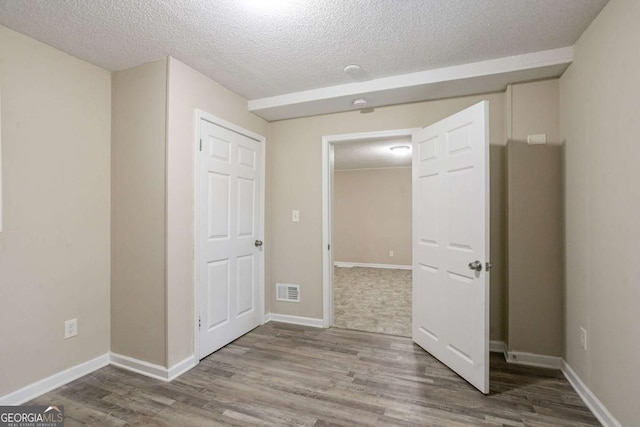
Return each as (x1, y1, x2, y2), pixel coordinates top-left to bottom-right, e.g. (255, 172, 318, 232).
(352, 98, 368, 106)
(390, 145, 411, 154)
(344, 64, 368, 81)
(344, 64, 362, 74)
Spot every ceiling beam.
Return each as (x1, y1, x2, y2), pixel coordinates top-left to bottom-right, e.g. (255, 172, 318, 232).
(248, 47, 573, 121)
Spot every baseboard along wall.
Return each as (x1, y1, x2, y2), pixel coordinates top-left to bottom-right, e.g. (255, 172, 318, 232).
(0, 353, 197, 406)
(264, 313, 324, 328)
(334, 261, 412, 270)
(0, 353, 110, 406)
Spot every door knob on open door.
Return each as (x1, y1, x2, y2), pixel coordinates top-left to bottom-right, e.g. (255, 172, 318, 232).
(468, 260, 482, 272)
(255, 240, 263, 247)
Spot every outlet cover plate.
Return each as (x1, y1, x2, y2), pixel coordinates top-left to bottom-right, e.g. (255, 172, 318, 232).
(65, 318, 78, 339)
(527, 134, 547, 145)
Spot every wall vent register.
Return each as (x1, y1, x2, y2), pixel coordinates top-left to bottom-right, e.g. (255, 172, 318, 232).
(276, 283, 300, 302)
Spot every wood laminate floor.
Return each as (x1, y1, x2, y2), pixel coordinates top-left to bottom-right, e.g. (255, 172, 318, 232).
(29, 322, 600, 426)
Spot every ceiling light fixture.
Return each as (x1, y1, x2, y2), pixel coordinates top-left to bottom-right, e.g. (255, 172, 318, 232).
(352, 98, 368, 106)
(343, 64, 368, 81)
(343, 64, 362, 74)
(390, 145, 411, 154)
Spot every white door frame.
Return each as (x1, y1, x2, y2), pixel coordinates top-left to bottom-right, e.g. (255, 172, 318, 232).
(321, 128, 419, 327)
(194, 110, 266, 360)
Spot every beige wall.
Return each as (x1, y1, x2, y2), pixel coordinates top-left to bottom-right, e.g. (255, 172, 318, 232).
(166, 57, 268, 365)
(506, 141, 563, 356)
(504, 78, 564, 357)
(111, 59, 168, 366)
(0, 26, 111, 395)
(334, 168, 412, 265)
(560, 0, 640, 424)
(268, 93, 507, 340)
(508, 80, 560, 143)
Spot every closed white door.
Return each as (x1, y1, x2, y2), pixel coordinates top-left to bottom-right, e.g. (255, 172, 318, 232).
(412, 101, 490, 393)
(197, 117, 263, 359)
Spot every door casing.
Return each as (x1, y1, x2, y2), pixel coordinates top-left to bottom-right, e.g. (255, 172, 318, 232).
(321, 129, 419, 327)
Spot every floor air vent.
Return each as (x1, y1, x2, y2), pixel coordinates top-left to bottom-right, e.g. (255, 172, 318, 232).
(276, 283, 300, 302)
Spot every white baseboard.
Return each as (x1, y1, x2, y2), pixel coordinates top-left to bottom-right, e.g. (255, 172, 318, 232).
(561, 361, 622, 427)
(264, 313, 324, 328)
(505, 350, 562, 369)
(490, 340, 505, 353)
(167, 355, 198, 381)
(1, 352, 198, 405)
(110, 353, 170, 382)
(0, 353, 110, 405)
(110, 353, 196, 382)
(334, 261, 412, 270)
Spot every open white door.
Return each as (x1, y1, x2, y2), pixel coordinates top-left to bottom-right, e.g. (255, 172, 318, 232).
(412, 101, 490, 393)
(196, 116, 263, 359)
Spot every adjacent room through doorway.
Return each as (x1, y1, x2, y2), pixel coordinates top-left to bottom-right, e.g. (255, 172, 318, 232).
(330, 134, 413, 337)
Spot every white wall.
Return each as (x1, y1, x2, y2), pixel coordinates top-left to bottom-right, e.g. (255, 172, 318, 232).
(560, 0, 640, 425)
(0, 25, 111, 396)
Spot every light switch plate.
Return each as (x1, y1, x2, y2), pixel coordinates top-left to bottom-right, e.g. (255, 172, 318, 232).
(292, 210, 300, 222)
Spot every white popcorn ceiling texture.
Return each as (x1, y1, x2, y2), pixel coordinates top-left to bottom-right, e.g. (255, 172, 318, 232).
(0, 0, 607, 100)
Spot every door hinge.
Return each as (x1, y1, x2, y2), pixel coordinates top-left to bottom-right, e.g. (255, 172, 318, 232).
(328, 244, 330, 250)
(198, 315, 201, 330)
(199, 139, 203, 151)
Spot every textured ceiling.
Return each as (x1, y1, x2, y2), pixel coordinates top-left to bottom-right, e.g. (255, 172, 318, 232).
(0, 0, 607, 101)
(335, 137, 413, 170)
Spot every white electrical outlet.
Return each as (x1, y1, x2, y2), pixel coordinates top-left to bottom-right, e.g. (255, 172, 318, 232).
(389, 250, 394, 257)
(65, 318, 78, 339)
(292, 210, 300, 222)
(527, 134, 547, 145)
(580, 327, 587, 350)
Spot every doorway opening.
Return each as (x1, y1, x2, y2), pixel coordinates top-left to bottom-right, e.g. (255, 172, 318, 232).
(322, 101, 491, 393)
(321, 129, 417, 334)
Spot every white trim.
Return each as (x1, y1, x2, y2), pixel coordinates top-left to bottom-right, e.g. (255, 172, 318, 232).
(334, 261, 412, 270)
(264, 313, 325, 328)
(193, 110, 267, 360)
(321, 136, 332, 328)
(336, 166, 412, 172)
(489, 340, 505, 354)
(110, 353, 170, 382)
(322, 129, 418, 330)
(505, 350, 562, 369)
(0, 353, 110, 405)
(109, 353, 196, 382)
(561, 361, 622, 427)
(167, 355, 198, 381)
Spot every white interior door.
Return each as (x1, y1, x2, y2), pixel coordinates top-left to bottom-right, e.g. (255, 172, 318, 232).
(197, 117, 263, 359)
(412, 101, 490, 393)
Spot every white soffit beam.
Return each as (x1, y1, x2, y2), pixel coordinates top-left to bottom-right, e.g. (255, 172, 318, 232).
(249, 47, 573, 121)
